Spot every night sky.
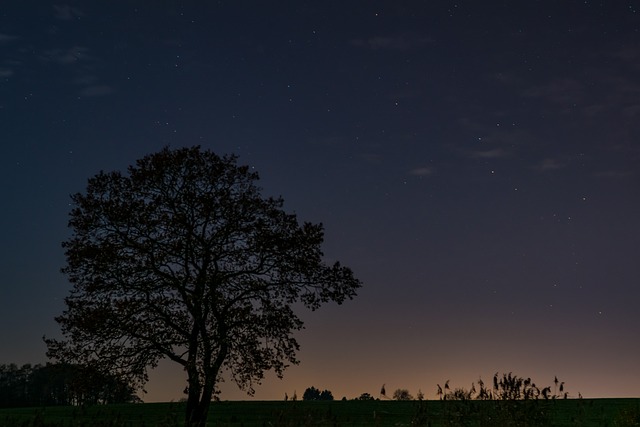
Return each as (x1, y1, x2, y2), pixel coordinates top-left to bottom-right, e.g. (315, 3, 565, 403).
(1, 1, 639, 402)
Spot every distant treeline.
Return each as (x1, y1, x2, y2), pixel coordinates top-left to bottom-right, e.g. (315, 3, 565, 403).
(0, 363, 139, 408)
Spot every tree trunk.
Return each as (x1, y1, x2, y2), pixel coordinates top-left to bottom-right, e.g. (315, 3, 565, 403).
(185, 398, 211, 427)
(185, 372, 215, 427)
(184, 333, 227, 426)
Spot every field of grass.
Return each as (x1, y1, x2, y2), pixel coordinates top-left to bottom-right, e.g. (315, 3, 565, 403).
(1, 398, 639, 426)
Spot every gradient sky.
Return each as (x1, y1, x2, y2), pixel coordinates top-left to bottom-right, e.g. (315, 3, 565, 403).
(1, 1, 639, 402)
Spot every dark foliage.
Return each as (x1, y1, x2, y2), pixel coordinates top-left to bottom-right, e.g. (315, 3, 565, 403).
(1, 398, 640, 426)
(438, 372, 569, 402)
(302, 386, 334, 401)
(414, 372, 572, 426)
(355, 392, 375, 401)
(0, 363, 139, 408)
(393, 388, 413, 401)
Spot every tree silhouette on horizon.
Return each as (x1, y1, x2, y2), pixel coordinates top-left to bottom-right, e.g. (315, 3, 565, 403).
(45, 146, 361, 427)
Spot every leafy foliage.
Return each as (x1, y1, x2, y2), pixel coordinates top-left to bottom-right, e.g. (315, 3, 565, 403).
(355, 392, 375, 401)
(45, 146, 361, 426)
(302, 386, 334, 401)
(393, 388, 413, 401)
(0, 363, 138, 407)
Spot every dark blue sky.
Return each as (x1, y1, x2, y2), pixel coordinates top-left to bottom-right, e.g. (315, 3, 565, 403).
(1, 1, 639, 401)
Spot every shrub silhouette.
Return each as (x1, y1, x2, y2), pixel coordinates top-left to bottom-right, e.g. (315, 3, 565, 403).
(412, 372, 572, 426)
(302, 386, 333, 401)
(393, 388, 413, 401)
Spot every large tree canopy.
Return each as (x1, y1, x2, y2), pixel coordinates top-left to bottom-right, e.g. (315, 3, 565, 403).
(46, 146, 361, 426)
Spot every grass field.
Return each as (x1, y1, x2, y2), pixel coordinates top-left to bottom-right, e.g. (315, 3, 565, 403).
(1, 399, 639, 426)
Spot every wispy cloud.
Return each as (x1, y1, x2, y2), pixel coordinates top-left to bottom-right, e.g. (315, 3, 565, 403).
(80, 85, 114, 97)
(523, 78, 584, 106)
(533, 158, 564, 172)
(611, 46, 640, 68)
(40, 45, 114, 97)
(360, 153, 383, 165)
(53, 4, 83, 21)
(0, 68, 14, 78)
(0, 33, 19, 43)
(408, 167, 435, 176)
(42, 46, 91, 64)
(594, 170, 635, 178)
(511, 42, 640, 122)
(350, 34, 433, 51)
(469, 148, 509, 159)
(454, 123, 541, 163)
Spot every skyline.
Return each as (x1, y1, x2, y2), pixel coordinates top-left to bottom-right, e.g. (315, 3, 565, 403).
(1, 1, 639, 402)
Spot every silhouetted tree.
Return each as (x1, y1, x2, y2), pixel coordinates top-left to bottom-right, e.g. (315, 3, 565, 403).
(320, 389, 334, 401)
(45, 146, 361, 427)
(0, 364, 29, 407)
(0, 363, 138, 407)
(392, 388, 413, 400)
(303, 386, 321, 400)
(356, 392, 374, 401)
(302, 386, 333, 401)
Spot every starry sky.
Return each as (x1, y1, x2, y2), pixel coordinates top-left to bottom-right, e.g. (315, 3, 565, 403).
(1, 1, 639, 402)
